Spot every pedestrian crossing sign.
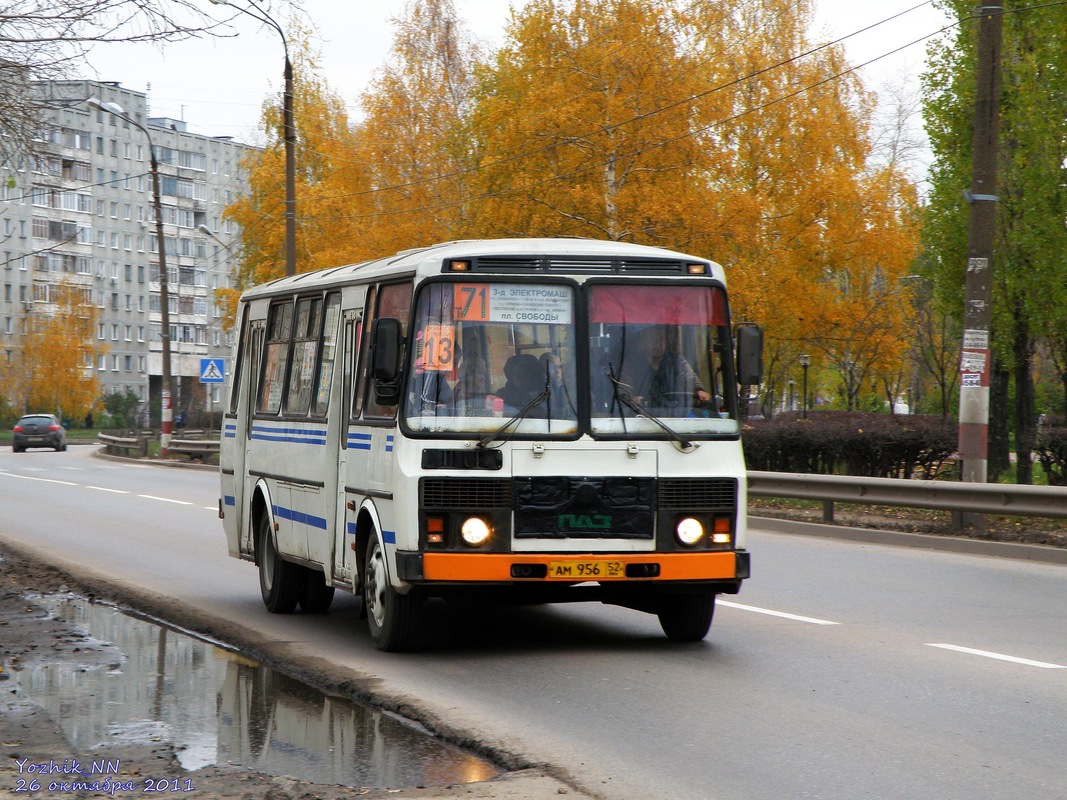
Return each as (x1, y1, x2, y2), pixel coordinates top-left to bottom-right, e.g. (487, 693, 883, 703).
(200, 358, 226, 383)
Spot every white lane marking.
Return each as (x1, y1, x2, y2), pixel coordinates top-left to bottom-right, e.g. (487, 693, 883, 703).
(926, 643, 1067, 669)
(718, 600, 841, 625)
(87, 486, 129, 494)
(0, 472, 78, 486)
(137, 494, 193, 506)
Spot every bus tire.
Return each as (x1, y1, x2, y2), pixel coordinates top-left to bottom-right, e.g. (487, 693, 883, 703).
(299, 568, 335, 613)
(258, 513, 300, 614)
(657, 592, 715, 642)
(363, 537, 421, 651)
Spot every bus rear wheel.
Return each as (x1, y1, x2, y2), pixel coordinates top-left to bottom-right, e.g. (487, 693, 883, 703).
(657, 592, 716, 642)
(363, 537, 421, 651)
(258, 514, 301, 613)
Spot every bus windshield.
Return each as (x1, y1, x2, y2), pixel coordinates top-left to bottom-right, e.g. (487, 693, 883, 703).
(402, 280, 738, 437)
(404, 281, 580, 435)
(589, 284, 737, 436)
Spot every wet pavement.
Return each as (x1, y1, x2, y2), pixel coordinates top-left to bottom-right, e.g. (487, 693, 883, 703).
(7, 593, 499, 789)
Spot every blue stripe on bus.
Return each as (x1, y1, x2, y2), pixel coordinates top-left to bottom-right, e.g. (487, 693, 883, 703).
(385, 434, 394, 453)
(272, 504, 328, 530)
(347, 432, 373, 450)
(251, 425, 327, 445)
(223, 423, 237, 439)
(345, 522, 394, 544)
(224, 495, 236, 506)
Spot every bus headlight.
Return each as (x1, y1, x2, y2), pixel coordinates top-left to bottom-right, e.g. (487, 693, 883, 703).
(675, 517, 705, 546)
(460, 516, 492, 547)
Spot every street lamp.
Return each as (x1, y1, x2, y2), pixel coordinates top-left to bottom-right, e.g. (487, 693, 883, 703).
(88, 97, 175, 456)
(799, 354, 810, 419)
(209, 0, 295, 277)
(197, 224, 240, 258)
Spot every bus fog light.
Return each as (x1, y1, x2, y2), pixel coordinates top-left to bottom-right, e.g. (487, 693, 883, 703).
(676, 517, 704, 546)
(460, 517, 492, 546)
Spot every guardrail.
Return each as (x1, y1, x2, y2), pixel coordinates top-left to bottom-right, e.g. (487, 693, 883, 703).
(168, 438, 220, 460)
(747, 471, 1067, 523)
(97, 429, 221, 461)
(98, 431, 149, 458)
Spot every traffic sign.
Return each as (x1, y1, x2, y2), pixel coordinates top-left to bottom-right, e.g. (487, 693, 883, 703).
(200, 358, 226, 384)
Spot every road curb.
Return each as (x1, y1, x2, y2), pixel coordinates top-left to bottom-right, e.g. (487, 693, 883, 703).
(751, 515, 1067, 565)
(92, 445, 219, 472)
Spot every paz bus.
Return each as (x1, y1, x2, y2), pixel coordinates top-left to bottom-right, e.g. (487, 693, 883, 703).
(219, 238, 762, 651)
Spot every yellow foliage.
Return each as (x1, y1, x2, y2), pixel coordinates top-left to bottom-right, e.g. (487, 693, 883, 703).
(8, 279, 103, 419)
(223, 0, 922, 395)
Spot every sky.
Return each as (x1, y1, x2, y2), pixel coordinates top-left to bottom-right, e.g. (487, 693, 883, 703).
(83, 0, 955, 147)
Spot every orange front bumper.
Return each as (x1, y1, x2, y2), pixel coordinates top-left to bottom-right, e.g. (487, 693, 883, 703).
(419, 551, 742, 582)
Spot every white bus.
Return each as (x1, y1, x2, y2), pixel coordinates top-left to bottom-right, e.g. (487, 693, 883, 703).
(220, 238, 762, 651)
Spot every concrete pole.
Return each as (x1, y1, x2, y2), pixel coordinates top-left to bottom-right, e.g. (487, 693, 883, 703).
(957, 3, 1004, 524)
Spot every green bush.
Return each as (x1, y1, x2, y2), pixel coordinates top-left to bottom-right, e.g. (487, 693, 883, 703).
(1036, 416, 1067, 486)
(742, 411, 957, 478)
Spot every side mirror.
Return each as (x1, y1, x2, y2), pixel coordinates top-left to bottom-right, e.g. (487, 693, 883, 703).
(372, 317, 403, 404)
(734, 323, 763, 386)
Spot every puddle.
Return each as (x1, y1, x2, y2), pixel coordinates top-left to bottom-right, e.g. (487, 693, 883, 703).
(7, 594, 499, 788)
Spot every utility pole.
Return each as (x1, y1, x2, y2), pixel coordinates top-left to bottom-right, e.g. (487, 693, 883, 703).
(957, 3, 1004, 526)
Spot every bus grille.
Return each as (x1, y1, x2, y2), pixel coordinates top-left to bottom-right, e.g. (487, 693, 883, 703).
(421, 478, 513, 509)
(658, 478, 737, 509)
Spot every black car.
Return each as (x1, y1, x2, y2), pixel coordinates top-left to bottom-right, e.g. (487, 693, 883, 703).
(12, 414, 67, 452)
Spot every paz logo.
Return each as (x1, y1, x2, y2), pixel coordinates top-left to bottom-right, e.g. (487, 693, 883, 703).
(558, 514, 611, 531)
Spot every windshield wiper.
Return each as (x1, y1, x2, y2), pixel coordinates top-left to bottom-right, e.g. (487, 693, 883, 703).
(476, 382, 551, 449)
(607, 374, 694, 450)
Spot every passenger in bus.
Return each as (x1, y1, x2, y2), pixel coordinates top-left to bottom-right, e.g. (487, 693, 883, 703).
(495, 353, 543, 412)
(619, 326, 710, 412)
(539, 352, 564, 395)
(451, 345, 493, 414)
(539, 351, 574, 417)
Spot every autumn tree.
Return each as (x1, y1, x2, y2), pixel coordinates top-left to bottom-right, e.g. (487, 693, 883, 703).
(923, 0, 1067, 481)
(222, 1, 481, 327)
(8, 280, 103, 420)
(220, 26, 358, 327)
(349, 0, 479, 256)
(468, 0, 725, 243)
(731, 1, 919, 412)
(226, 0, 922, 405)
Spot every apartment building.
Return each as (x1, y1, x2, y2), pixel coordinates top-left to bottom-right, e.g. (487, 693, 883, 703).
(1, 79, 251, 425)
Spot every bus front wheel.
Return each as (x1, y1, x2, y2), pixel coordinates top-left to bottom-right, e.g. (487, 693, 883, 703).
(363, 537, 421, 651)
(657, 592, 716, 642)
(258, 514, 301, 613)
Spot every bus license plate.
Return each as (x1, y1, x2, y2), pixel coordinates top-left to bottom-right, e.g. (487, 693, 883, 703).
(547, 560, 625, 579)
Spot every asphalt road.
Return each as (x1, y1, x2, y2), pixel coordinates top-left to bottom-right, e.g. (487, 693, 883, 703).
(1, 447, 1065, 800)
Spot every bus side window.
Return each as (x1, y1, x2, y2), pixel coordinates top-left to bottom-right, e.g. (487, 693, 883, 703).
(312, 293, 341, 417)
(283, 296, 322, 415)
(364, 282, 412, 419)
(257, 300, 293, 414)
(228, 304, 250, 414)
(351, 287, 375, 420)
